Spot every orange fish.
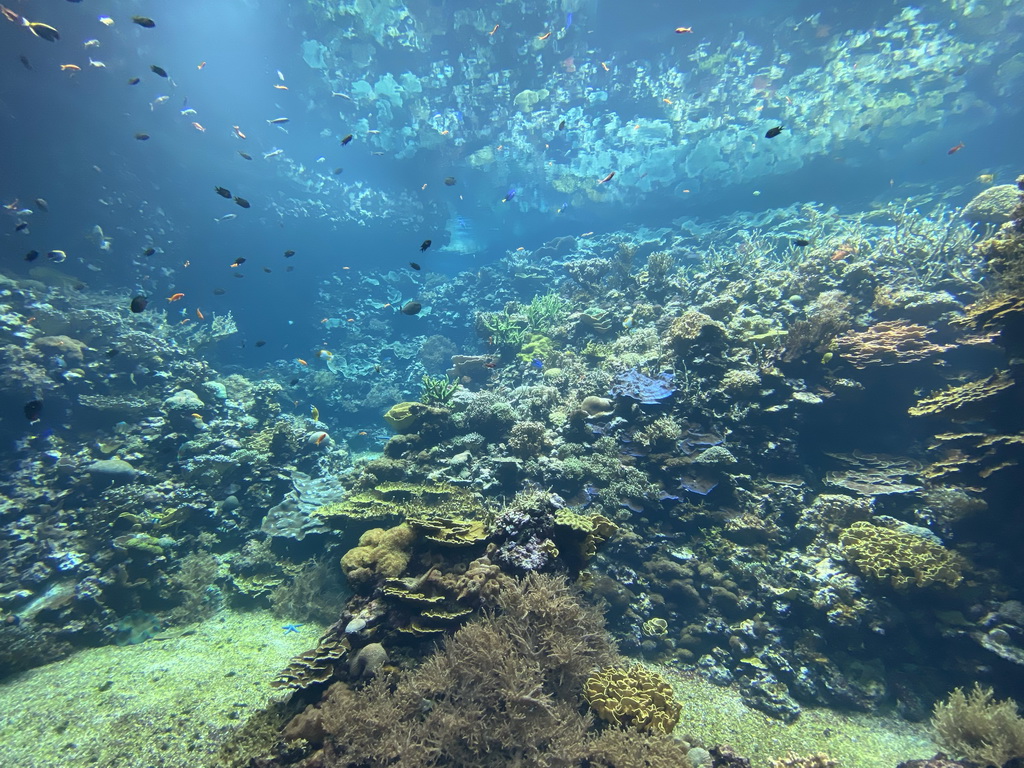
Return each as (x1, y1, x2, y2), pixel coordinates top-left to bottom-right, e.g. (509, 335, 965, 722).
(598, 171, 615, 184)
(296, 358, 308, 365)
(197, 61, 206, 70)
(358, 430, 368, 436)
(674, 27, 693, 34)
(191, 121, 205, 132)
(489, 23, 499, 35)
(315, 432, 328, 445)
(947, 142, 965, 155)
(662, 98, 673, 104)
(273, 84, 288, 90)
(60, 64, 81, 72)
(167, 292, 185, 302)
(179, 318, 191, 324)
(600, 61, 609, 72)
(196, 308, 204, 320)
(232, 125, 246, 139)
(537, 31, 551, 40)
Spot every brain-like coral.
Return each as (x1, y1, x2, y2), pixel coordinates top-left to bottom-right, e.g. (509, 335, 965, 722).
(839, 521, 966, 589)
(583, 663, 681, 734)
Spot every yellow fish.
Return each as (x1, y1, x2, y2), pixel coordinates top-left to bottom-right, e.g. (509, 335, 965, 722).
(977, 173, 995, 184)
(310, 406, 319, 421)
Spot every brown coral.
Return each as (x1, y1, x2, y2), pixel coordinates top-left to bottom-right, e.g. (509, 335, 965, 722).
(835, 321, 953, 368)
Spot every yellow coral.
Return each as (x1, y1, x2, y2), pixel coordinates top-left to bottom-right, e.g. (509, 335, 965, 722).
(839, 521, 966, 589)
(383, 401, 425, 432)
(340, 524, 416, 583)
(908, 371, 1013, 416)
(835, 321, 953, 368)
(583, 664, 681, 734)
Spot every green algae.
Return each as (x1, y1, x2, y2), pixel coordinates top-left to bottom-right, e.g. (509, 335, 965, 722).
(0, 610, 323, 768)
(657, 664, 937, 768)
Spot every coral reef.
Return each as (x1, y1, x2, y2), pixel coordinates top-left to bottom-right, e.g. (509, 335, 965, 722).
(931, 684, 1024, 767)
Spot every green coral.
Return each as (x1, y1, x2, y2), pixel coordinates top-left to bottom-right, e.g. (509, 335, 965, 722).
(517, 332, 556, 363)
(838, 521, 966, 589)
(420, 375, 460, 407)
(584, 664, 681, 734)
(525, 292, 569, 329)
(482, 309, 530, 350)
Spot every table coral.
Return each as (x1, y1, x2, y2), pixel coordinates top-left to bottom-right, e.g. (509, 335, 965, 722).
(838, 521, 966, 589)
(908, 371, 1014, 416)
(835, 321, 953, 368)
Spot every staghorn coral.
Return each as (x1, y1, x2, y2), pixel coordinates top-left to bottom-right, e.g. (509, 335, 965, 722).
(835, 321, 954, 368)
(583, 664, 681, 734)
(839, 521, 966, 589)
(908, 371, 1014, 416)
(932, 684, 1024, 767)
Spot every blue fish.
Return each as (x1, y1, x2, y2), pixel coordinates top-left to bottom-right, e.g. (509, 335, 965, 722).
(502, 188, 516, 202)
(566, 12, 573, 28)
(531, 358, 544, 370)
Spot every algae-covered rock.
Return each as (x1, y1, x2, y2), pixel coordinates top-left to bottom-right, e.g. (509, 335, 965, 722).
(87, 458, 138, 484)
(963, 184, 1020, 225)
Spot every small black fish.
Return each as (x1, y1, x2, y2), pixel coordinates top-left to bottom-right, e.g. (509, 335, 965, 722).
(213, 288, 226, 295)
(135, 133, 150, 141)
(132, 16, 156, 28)
(15, 222, 28, 232)
(150, 65, 168, 78)
(340, 134, 353, 145)
(128, 77, 141, 85)
(105, 348, 119, 358)
(792, 239, 810, 247)
(765, 125, 783, 139)
(233, 272, 244, 278)
(233, 196, 250, 209)
(238, 152, 252, 160)
(443, 176, 456, 186)
(409, 261, 421, 270)
(142, 247, 156, 256)
(255, 340, 267, 347)
(214, 186, 231, 198)
(289, 377, 299, 386)
(24, 250, 39, 262)
(24, 399, 43, 424)
(332, 167, 343, 175)
(420, 239, 431, 252)
(283, 250, 295, 257)
(34, 198, 48, 211)
(263, 267, 272, 273)
(231, 257, 246, 267)
(401, 301, 422, 315)
(130, 295, 148, 313)
(19, 55, 31, 70)
(558, 120, 566, 130)
(285, 266, 294, 272)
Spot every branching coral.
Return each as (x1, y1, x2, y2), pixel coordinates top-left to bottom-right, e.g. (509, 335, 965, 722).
(835, 320, 954, 368)
(932, 683, 1024, 767)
